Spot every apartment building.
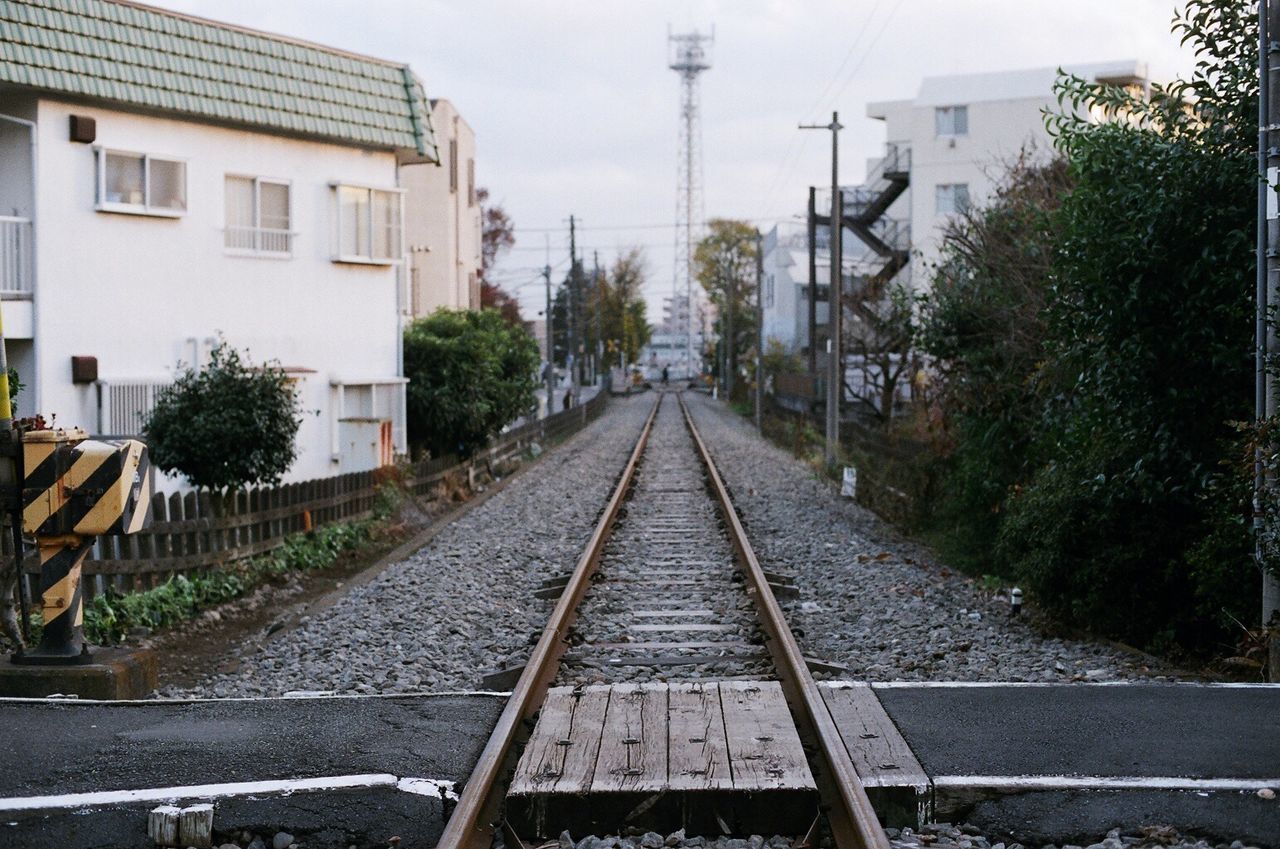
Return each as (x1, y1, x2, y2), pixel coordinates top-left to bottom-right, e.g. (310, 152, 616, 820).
(402, 98, 483, 316)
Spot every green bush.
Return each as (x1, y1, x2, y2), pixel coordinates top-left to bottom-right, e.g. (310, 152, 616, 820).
(82, 517, 374, 645)
(918, 0, 1259, 651)
(403, 309, 539, 458)
(145, 341, 303, 490)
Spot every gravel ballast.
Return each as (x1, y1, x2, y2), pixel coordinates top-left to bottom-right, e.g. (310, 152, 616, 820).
(681, 393, 1175, 682)
(165, 395, 654, 698)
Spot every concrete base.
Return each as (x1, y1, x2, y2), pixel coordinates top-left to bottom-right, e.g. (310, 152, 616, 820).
(0, 647, 157, 699)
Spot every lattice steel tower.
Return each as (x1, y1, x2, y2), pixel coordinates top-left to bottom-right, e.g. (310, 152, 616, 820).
(668, 27, 712, 377)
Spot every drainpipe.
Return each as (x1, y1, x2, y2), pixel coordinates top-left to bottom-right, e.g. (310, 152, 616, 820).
(0, 113, 37, 418)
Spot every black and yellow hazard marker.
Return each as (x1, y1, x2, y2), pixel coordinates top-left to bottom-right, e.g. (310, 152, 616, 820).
(13, 427, 151, 665)
(22, 537, 94, 662)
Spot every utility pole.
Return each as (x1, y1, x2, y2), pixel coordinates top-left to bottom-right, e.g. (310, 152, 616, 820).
(807, 186, 818, 376)
(568, 215, 583, 406)
(543, 261, 555, 417)
(801, 112, 843, 466)
(755, 230, 764, 432)
(725, 255, 735, 400)
(1260, 0, 1280, 680)
(594, 250, 604, 389)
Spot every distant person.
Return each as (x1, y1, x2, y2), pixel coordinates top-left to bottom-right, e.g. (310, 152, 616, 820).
(563, 389, 574, 409)
(661, 365, 669, 385)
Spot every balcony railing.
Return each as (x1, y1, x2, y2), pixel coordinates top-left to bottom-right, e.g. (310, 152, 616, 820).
(225, 226, 294, 255)
(0, 216, 32, 295)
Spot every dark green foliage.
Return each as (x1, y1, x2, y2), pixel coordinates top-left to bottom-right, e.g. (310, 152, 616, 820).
(145, 342, 303, 490)
(922, 0, 1259, 651)
(920, 156, 1072, 572)
(403, 308, 539, 458)
(82, 518, 373, 645)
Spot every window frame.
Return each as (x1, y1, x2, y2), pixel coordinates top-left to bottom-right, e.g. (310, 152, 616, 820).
(934, 105, 969, 138)
(224, 174, 295, 258)
(94, 147, 188, 218)
(935, 183, 971, 216)
(330, 182, 405, 266)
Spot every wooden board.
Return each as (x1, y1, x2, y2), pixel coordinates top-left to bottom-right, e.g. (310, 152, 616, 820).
(719, 681, 814, 791)
(667, 682, 734, 791)
(819, 682, 929, 791)
(509, 685, 611, 795)
(591, 682, 669, 793)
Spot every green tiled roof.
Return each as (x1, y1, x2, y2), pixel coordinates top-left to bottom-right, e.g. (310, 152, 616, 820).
(0, 0, 437, 159)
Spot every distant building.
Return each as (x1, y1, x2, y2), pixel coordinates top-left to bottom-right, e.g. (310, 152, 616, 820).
(0, 0, 439, 485)
(640, 293, 704, 379)
(402, 98, 483, 316)
(764, 60, 1150, 361)
(863, 60, 1149, 284)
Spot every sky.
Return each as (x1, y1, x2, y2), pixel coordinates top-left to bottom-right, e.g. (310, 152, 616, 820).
(148, 0, 1201, 319)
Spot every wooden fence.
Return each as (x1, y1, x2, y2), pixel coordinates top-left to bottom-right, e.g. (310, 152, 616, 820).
(11, 390, 610, 600)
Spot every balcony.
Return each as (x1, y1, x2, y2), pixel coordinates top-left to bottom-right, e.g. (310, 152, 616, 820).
(0, 216, 32, 297)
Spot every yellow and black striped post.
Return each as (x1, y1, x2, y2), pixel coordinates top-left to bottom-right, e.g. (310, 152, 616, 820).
(13, 428, 151, 665)
(25, 537, 94, 661)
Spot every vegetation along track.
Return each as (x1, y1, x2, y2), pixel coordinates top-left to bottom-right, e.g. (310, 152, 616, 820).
(436, 390, 888, 849)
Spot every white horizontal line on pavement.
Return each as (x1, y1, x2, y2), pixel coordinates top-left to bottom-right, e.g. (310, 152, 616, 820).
(0, 774, 456, 813)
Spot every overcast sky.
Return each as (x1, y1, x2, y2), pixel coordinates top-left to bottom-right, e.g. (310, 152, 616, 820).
(150, 0, 1200, 317)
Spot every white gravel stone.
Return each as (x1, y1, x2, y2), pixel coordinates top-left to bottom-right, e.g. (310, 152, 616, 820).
(681, 393, 1177, 682)
(165, 395, 655, 698)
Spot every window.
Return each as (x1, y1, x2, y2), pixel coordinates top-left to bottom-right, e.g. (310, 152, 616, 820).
(95, 149, 186, 216)
(936, 183, 971, 215)
(448, 139, 458, 193)
(766, 274, 775, 308)
(467, 158, 476, 207)
(935, 105, 969, 137)
(225, 176, 293, 254)
(333, 184, 403, 263)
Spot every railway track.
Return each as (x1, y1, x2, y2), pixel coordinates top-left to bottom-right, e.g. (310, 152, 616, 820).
(437, 391, 890, 849)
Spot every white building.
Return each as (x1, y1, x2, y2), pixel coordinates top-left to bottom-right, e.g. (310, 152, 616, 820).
(402, 98, 483, 316)
(863, 60, 1148, 283)
(0, 0, 440, 485)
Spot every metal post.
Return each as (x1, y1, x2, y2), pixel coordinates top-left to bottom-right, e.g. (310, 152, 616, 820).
(568, 215, 580, 407)
(1262, 0, 1280, 679)
(544, 263, 555, 417)
(725, 257, 735, 400)
(807, 186, 818, 376)
(594, 251, 604, 388)
(755, 230, 764, 432)
(801, 113, 843, 466)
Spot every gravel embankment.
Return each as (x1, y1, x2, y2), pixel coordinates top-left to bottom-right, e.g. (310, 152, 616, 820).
(520, 825, 1263, 849)
(683, 393, 1176, 682)
(165, 395, 655, 698)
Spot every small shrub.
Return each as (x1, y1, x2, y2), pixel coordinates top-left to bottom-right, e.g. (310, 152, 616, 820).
(146, 341, 303, 490)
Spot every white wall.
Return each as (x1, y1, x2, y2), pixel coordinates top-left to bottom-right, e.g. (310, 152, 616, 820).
(32, 98, 404, 485)
(403, 98, 482, 316)
(864, 61, 1146, 291)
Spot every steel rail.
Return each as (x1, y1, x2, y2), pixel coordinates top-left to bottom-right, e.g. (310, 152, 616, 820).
(678, 393, 890, 849)
(436, 394, 663, 849)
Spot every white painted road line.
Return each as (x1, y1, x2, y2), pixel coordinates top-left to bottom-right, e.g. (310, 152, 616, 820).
(932, 775, 1280, 793)
(0, 774, 457, 813)
(869, 681, 1280, 689)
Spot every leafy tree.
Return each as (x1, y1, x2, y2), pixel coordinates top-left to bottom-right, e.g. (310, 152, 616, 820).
(696, 219, 759, 399)
(145, 341, 303, 490)
(476, 187, 523, 326)
(404, 309, 539, 458)
(996, 0, 1258, 649)
(596, 248, 652, 368)
(919, 154, 1072, 570)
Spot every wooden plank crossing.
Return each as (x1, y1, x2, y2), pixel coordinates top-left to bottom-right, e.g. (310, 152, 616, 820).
(819, 681, 932, 826)
(510, 680, 812, 796)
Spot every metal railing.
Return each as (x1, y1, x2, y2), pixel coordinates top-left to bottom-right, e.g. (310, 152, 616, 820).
(225, 226, 294, 254)
(0, 216, 32, 295)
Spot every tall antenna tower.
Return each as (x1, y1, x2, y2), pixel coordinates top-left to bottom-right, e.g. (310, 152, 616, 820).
(668, 27, 713, 377)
